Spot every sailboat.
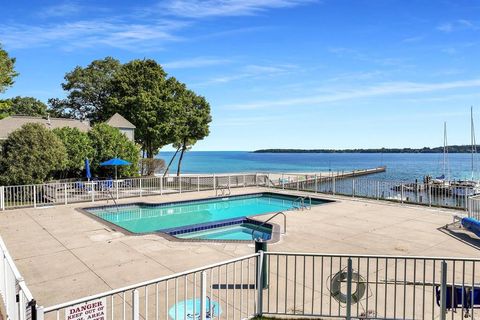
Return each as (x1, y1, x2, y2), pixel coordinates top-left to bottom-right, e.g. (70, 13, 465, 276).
(451, 106, 480, 196)
(428, 122, 452, 194)
(433, 122, 449, 184)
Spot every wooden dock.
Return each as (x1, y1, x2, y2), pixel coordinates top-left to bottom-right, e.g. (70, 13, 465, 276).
(270, 166, 386, 187)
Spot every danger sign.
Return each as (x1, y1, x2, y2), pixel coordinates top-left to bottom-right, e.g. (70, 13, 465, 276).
(65, 298, 106, 320)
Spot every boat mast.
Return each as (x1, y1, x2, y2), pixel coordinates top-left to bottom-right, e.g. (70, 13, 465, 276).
(444, 121, 449, 180)
(471, 106, 477, 180)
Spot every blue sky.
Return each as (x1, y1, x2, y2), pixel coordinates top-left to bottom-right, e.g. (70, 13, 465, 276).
(1, 0, 480, 151)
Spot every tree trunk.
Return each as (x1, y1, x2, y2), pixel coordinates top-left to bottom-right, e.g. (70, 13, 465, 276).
(141, 149, 146, 176)
(146, 145, 154, 159)
(176, 140, 187, 177)
(163, 147, 181, 177)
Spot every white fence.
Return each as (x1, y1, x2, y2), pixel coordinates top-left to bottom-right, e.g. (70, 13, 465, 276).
(0, 237, 35, 320)
(0, 174, 264, 210)
(261, 252, 480, 320)
(468, 195, 480, 220)
(40, 253, 261, 320)
(38, 251, 480, 320)
(0, 171, 476, 212)
(268, 173, 472, 210)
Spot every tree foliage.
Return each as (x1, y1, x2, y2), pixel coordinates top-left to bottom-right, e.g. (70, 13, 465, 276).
(53, 127, 93, 178)
(0, 123, 67, 185)
(88, 124, 140, 178)
(108, 59, 177, 158)
(49, 57, 121, 121)
(0, 44, 18, 93)
(172, 89, 211, 175)
(0, 96, 49, 119)
(50, 57, 212, 169)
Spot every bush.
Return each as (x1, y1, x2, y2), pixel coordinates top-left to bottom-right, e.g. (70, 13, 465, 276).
(0, 123, 67, 185)
(88, 123, 140, 178)
(53, 127, 93, 178)
(139, 158, 165, 176)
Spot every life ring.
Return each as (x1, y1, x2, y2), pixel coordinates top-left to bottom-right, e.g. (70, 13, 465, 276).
(330, 270, 366, 304)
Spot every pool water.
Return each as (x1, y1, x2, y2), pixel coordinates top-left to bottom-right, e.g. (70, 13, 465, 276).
(168, 298, 221, 319)
(176, 223, 272, 241)
(86, 193, 327, 234)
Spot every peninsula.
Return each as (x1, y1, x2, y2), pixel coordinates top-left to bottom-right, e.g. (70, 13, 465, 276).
(253, 145, 478, 153)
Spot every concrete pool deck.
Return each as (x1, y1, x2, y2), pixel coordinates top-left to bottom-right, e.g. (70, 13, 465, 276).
(0, 187, 479, 307)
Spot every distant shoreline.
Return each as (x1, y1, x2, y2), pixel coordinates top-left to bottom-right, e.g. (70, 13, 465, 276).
(253, 145, 478, 154)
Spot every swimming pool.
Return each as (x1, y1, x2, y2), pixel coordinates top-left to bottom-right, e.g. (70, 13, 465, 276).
(84, 192, 329, 235)
(176, 223, 272, 241)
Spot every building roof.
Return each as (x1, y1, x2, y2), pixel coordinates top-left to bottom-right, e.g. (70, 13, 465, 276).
(0, 115, 91, 140)
(105, 113, 136, 129)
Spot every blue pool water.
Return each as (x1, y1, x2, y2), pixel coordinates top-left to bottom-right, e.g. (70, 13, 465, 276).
(176, 223, 272, 241)
(86, 193, 327, 234)
(168, 298, 221, 320)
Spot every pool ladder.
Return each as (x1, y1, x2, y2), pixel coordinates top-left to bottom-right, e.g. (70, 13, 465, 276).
(292, 196, 312, 210)
(216, 185, 231, 196)
(106, 189, 119, 212)
(251, 211, 287, 241)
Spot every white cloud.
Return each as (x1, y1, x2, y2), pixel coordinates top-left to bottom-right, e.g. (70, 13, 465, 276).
(437, 19, 479, 33)
(441, 47, 458, 55)
(327, 46, 409, 67)
(437, 23, 454, 33)
(1, 0, 313, 51)
(37, 1, 82, 18)
(0, 19, 186, 50)
(163, 57, 231, 69)
(161, 0, 314, 18)
(197, 63, 298, 85)
(225, 79, 480, 109)
(402, 35, 424, 43)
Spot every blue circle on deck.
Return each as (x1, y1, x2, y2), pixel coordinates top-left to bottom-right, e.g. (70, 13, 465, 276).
(168, 298, 222, 319)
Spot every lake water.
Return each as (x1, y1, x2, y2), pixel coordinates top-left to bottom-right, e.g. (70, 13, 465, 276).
(157, 152, 480, 182)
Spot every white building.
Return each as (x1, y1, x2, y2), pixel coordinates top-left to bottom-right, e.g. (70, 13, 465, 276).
(0, 112, 136, 141)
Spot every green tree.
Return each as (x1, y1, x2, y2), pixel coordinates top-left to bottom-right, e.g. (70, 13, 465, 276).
(48, 57, 121, 121)
(88, 123, 140, 178)
(173, 89, 211, 176)
(108, 59, 177, 158)
(51, 57, 212, 163)
(53, 127, 93, 178)
(0, 96, 49, 119)
(0, 44, 18, 93)
(0, 123, 67, 185)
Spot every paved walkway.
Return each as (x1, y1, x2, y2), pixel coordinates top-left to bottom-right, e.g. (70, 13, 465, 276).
(0, 187, 478, 307)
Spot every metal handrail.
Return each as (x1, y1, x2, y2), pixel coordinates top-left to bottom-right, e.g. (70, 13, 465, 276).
(292, 196, 311, 210)
(305, 195, 312, 209)
(106, 189, 119, 212)
(292, 196, 304, 210)
(251, 211, 287, 240)
(216, 185, 231, 196)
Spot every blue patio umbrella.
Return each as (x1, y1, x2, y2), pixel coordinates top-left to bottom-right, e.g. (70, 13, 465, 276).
(85, 159, 92, 181)
(99, 157, 131, 180)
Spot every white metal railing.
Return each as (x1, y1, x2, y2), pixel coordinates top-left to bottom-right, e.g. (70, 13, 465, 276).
(40, 253, 262, 320)
(262, 252, 480, 320)
(267, 172, 474, 210)
(0, 236, 35, 320)
(0, 174, 265, 211)
(1, 171, 478, 212)
(468, 195, 480, 220)
(37, 251, 480, 320)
